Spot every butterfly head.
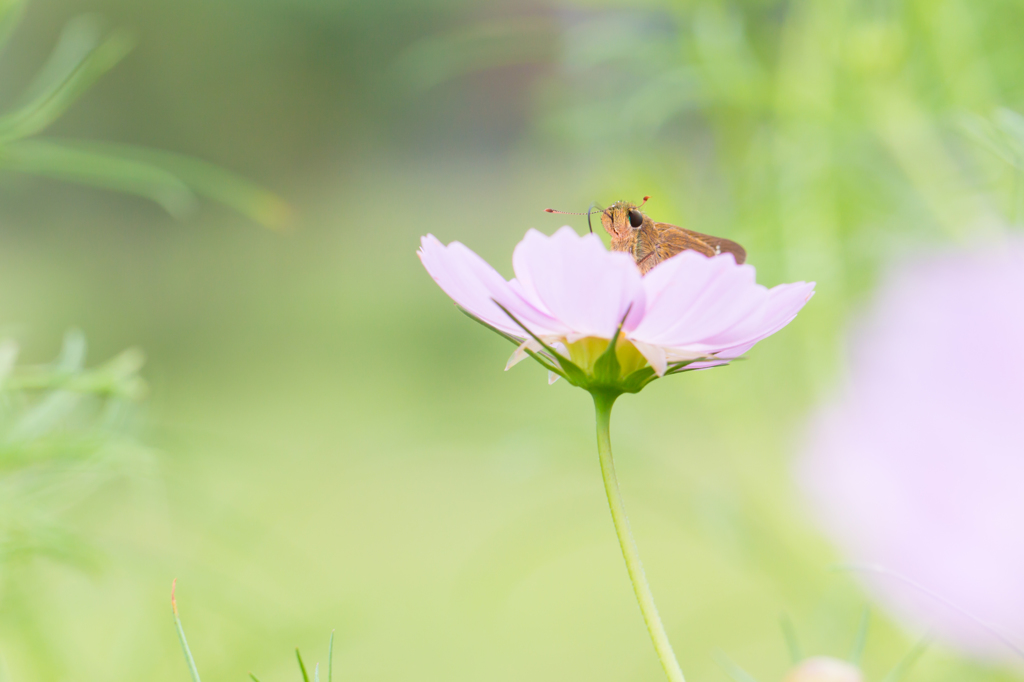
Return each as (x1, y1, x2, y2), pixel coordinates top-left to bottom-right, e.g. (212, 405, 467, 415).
(602, 197, 653, 241)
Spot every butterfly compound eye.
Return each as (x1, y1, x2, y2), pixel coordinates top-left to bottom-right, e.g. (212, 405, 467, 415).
(628, 209, 643, 228)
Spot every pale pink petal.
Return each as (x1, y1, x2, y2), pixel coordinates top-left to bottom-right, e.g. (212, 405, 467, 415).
(633, 250, 814, 355)
(632, 251, 764, 347)
(683, 341, 755, 370)
(513, 227, 645, 339)
(505, 338, 544, 370)
(631, 340, 668, 377)
(419, 235, 563, 337)
(694, 281, 816, 350)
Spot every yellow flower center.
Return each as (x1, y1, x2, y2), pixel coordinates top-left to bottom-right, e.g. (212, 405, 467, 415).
(566, 336, 648, 380)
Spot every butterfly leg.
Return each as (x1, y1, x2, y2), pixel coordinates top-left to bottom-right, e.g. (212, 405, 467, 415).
(636, 251, 657, 274)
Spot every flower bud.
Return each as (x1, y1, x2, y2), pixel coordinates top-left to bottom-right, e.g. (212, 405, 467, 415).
(784, 657, 863, 682)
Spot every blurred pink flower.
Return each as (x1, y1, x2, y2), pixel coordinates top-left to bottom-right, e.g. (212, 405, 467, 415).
(418, 227, 814, 383)
(799, 239, 1024, 662)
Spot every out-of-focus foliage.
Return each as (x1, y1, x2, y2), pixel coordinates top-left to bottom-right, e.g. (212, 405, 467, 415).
(0, 332, 157, 681)
(0, 0, 287, 227)
(0, 329, 148, 610)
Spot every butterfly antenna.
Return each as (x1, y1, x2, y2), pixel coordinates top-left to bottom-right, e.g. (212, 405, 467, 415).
(638, 195, 651, 209)
(586, 201, 604, 234)
(544, 208, 593, 215)
(545, 204, 608, 235)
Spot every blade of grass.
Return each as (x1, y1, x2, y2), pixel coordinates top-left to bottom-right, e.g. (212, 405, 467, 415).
(296, 649, 310, 682)
(780, 615, 803, 664)
(713, 651, 761, 682)
(849, 606, 870, 665)
(328, 630, 335, 682)
(880, 637, 930, 682)
(171, 580, 202, 682)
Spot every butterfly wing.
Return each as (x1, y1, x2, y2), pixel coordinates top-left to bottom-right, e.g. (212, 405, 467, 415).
(652, 222, 746, 265)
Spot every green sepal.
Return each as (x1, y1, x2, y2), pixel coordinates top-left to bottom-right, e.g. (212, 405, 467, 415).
(524, 348, 568, 380)
(458, 304, 575, 382)
(490, 301, 566, 361)
(620, 366, 657, 393)
(664, 355, 744, 376)
(592, 309, 628, 385)
(491, 300, 587, 384)
(664, 359, 700, 376)
(457, 306, 523, 347)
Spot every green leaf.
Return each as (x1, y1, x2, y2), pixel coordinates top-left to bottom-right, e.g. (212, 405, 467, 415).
(0, 19, 135, 142)
(48, 139, 292, 229)
(0, 14, 287, 227)
(0, 0, 25, 53)
(0, 139, 196, 216)
(0, 339, 19, 387)
(959, 112, 1019, 167)
(6, 390, 81, 442)
(55, 328, 87, 373)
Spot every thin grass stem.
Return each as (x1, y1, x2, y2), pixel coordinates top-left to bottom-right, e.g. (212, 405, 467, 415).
(170, 580, 202, 682)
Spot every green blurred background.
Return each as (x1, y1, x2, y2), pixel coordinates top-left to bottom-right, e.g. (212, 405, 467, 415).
(0, 0, 1021, 680)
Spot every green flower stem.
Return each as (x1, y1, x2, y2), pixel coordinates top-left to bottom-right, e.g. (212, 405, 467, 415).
(593, 391, 686, 682)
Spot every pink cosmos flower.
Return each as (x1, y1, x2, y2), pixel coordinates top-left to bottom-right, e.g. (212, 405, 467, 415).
(418, 226, 814, 388)
(420, 225, 815, 682)
(799, 239, 1024, 663)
